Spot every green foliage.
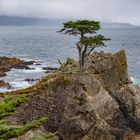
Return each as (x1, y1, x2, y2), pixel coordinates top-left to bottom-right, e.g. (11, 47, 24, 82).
(0, 92, 48, 139)
(59, 20, 110, 49)
(80, 35, 110, 47)
(59, 20, 100, 35)
(59, 20, 110, 72)
(0, 94, 30, 119)
(0, 124, 19, 135)
(0, 119, 7, 125)
(0, 117, 48, 140)
(22, 117, 48, 131)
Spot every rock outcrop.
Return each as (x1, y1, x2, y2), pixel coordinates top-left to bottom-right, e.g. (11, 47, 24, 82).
(0, 80, 13, 89)
(4, 50, 140, 140)
(0, 57, 34, 77)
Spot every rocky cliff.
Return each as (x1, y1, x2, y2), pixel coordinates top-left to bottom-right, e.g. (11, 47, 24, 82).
(1, 50, 140, 140)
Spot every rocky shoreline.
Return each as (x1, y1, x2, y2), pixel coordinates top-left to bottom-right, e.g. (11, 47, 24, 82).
(0, 57, 58, 91)
(0, 57, 35, 75)
(0, 57, 36, 89)
(0, 50, 140, 140)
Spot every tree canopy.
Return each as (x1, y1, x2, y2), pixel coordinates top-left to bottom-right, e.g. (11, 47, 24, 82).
(59, 20, 110, 72)
(59, 20, 101, 36)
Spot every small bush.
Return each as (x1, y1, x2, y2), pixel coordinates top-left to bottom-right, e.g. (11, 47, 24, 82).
(0, 117, 48, 140)
(0, 94, 30, 119)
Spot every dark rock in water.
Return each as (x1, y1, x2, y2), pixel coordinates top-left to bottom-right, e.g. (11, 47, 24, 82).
(35, 63, 42, 66)
(0, 80, 13, 89)
(45, 70, 56, 74)
(0, 57, 36, 77)
(42, 67, 58, 71)
(22, 60, 36, 66)
(6, 50, 140, 140)
(45, 70, 51, 74)
(11, 63, 29, 70)
(0, 72, 7, 77)
(24, 78, 38, 82)
(34, 61, 43, 66)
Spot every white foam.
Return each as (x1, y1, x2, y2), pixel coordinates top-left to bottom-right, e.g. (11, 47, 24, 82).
(10, 81, 32, 89)
(23, 67, 45, 73)
(0, 59, 49, 92)
(21, 58, 43, 63)
(0, 88, 10, 92)
(130, 77, 140, 85)
(130, 77, 135, 82)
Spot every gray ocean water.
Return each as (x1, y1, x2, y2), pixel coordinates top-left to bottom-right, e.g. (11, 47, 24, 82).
(0, 26, 140, 91)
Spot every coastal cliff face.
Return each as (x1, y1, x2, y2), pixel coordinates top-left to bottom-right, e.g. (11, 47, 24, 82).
(1, 50, 140, 140)
(59, 50, 140, 140)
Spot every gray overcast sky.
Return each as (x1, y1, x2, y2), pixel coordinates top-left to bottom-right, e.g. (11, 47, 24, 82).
(0, 0, 139, 25)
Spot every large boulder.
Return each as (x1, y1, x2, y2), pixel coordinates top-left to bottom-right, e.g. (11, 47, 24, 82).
(85, 50, 129, 91)
(59, 74, 132, 140)
(59, 50, 140, 140)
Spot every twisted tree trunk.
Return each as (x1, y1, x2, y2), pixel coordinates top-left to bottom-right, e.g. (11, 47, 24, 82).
(77, 43, 87, 73)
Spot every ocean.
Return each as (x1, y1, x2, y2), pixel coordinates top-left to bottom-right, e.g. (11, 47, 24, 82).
(0, 26, 139, 91)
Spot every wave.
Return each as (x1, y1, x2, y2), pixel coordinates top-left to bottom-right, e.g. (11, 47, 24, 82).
(22, 67, 46, 73)
(130, 77, 140, 85)
(0, 61, 47, 92)
(10, 81, 32, 89)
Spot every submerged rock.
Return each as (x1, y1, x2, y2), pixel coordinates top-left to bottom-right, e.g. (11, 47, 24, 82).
(24, 78, 38, 82)
(42, 67, 58, 71)
(5, 50, 140, 140)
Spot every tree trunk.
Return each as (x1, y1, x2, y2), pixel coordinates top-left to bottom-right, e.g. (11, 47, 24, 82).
(77, 43, 83, 72)
(78, 47, 87, 73)
(81, 54, 84, 72)
(79, 57, 83, 72)
(79, 51, 82, 72)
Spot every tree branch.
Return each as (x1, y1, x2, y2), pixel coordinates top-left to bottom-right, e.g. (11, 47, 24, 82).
(86, 46, 96, 56)
(82, 45, 88, 57)
(58, 59, 63, 67)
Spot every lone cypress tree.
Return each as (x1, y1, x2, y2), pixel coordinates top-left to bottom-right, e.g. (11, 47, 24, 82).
(59, 20, 110, 72)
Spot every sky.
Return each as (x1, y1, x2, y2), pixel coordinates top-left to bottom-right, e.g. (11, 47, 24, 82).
(0, 0, 139, 25)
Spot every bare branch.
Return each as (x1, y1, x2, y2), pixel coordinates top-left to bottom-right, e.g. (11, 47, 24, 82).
(58, 59, 63, 67)
(76, 43, 82, 50)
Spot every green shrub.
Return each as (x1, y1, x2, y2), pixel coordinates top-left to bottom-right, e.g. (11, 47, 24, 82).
(0, 117, 48, 140)
(0, 94, 30, 119)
